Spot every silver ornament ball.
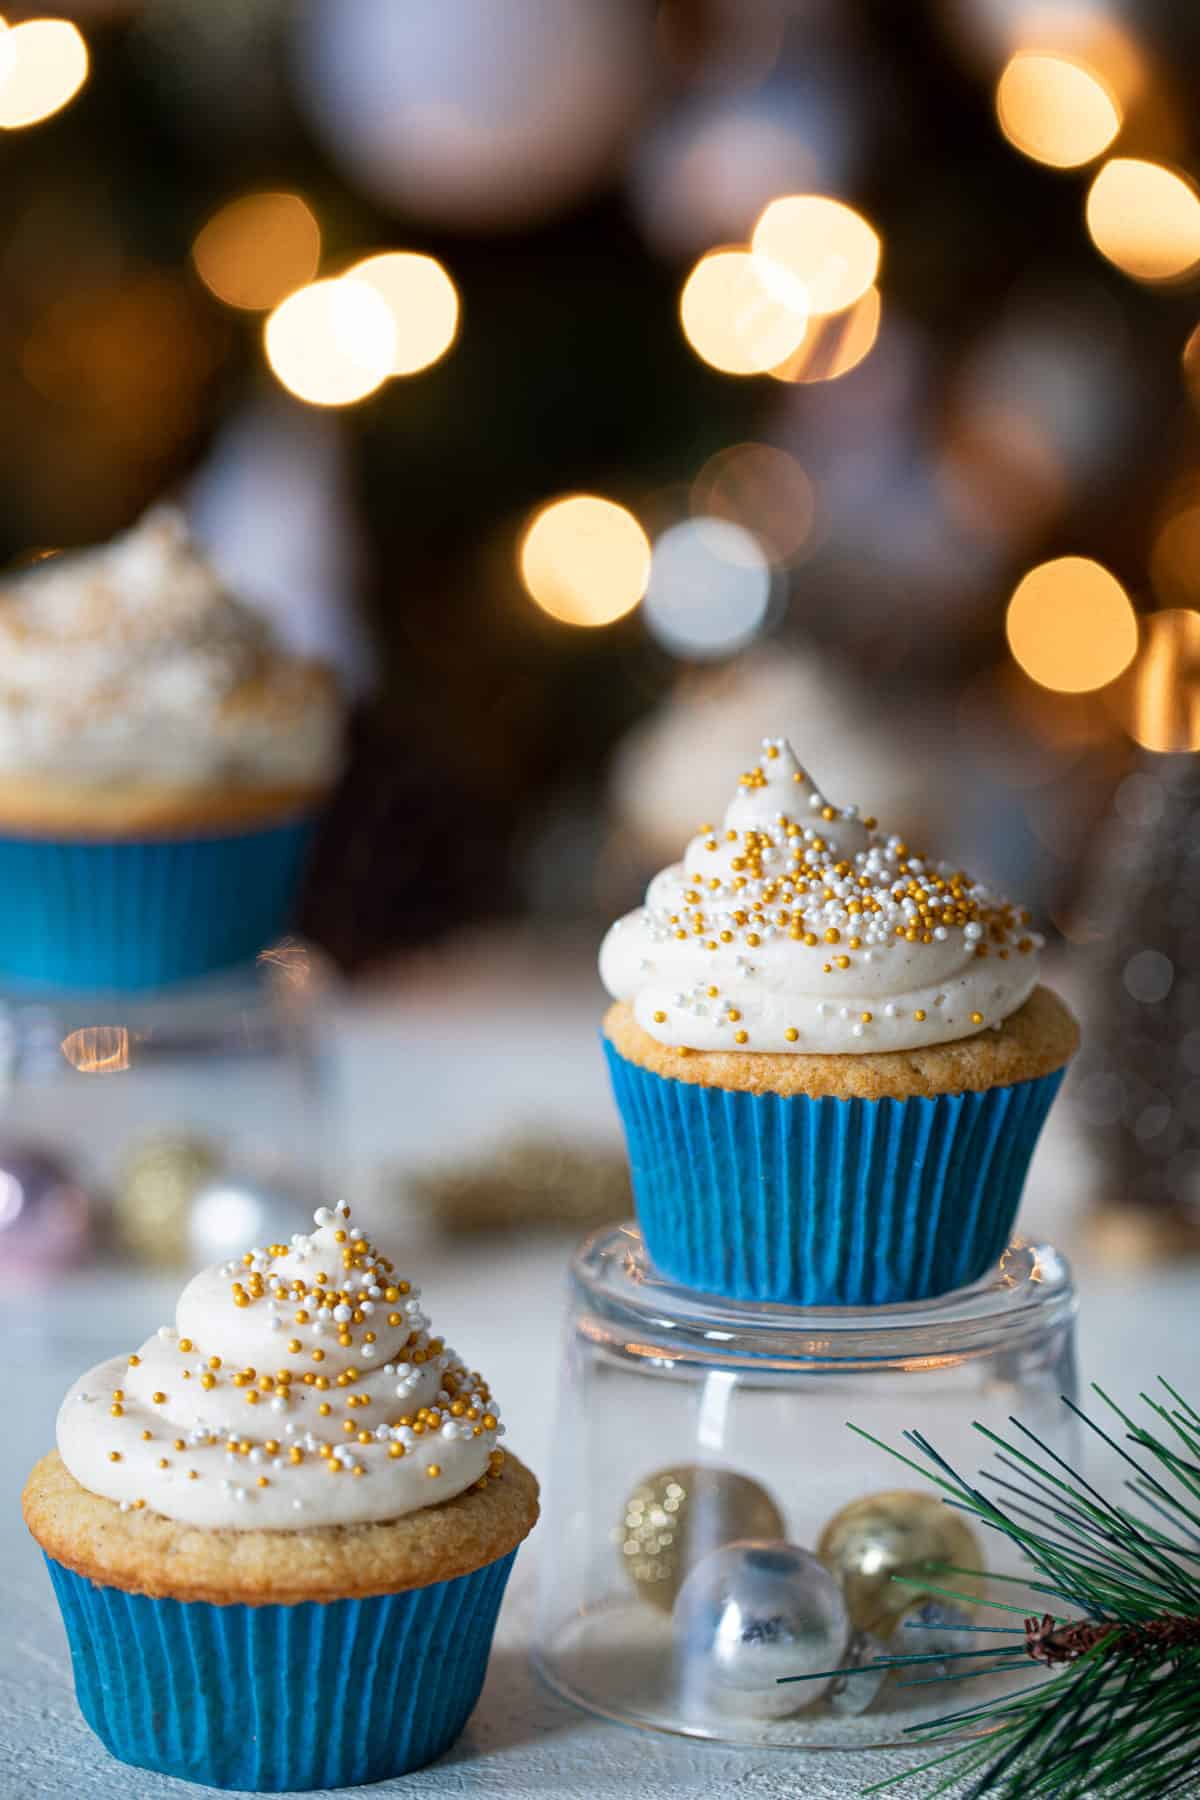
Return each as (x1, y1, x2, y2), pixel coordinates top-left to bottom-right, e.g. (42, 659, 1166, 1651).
(828, 1628, 891, 1716)
(673, 1540, 851, 1719)
(889, 1598, 977, 1678)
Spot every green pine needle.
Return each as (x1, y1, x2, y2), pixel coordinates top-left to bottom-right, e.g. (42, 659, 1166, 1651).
(792, 1382, 1200, 1800)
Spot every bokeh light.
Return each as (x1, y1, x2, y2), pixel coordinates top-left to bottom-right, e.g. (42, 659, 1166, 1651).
(690, 443, 814, 564)
(347, 253, 459, 376)
(519, 495, 650, 627)
(264, 277, 396, 407)
(1085, 159, 1200, 284)
(679, 248, 807, 376)
(1150, 501, 1200, 610)
(1006, 556, 1138, 693)
(192, 193, 321, 312)
(0, 18, 88, 129)
(768, 284, 880, 384)
(643, 517, 771, 659)
(751, 194, 880, 317)
(61, 1026, 130, 1074)
(1114, 609, 1200, 753)
(996, 51, 1120, 169)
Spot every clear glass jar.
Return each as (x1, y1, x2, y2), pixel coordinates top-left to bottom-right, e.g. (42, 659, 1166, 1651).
(0, 940, 338, 1274)
(533, 1224, 1079, 1749)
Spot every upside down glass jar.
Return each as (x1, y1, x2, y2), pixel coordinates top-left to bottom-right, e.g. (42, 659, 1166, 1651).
(533, 1224, 1079, 1749)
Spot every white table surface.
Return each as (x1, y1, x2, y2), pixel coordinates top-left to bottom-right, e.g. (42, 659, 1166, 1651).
(4, 942, 1199, 1800)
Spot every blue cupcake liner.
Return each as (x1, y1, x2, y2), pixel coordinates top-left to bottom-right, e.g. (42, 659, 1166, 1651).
(0, 815, 316, 991)
(45, 1547, 518, 1791)
(603, 1040, 1065, 1306)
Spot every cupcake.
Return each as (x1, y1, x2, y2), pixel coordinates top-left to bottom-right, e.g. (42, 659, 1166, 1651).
(600, 737, 1078, 1307)
(0, 507, 344, 990)
(23, 1200, 538, 1790)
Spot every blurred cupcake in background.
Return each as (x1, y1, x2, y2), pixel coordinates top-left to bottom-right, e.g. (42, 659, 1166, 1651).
(0, 507, 344, 990)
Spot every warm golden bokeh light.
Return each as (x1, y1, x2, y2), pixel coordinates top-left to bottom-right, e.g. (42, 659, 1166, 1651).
(0, 18, 88, 129)
(751, 195, 880, 317)
(996, 52, 1120, 169)
(519, 494, 650, 628)
(1114, 609, 1200, 752)
(61, 1026, 130, 1074)
(691, 442, 814, 563)
(1086, 159, 1200, 284)
(768, 284, 880, 384)
(348, 253, 459, 376)
(679, 248, 807, 377)
(1150, 504, 1200, 610)
(192, 193, 321, 312)
(264, 277, 396, 407)
(1006, 556, 1138, 693)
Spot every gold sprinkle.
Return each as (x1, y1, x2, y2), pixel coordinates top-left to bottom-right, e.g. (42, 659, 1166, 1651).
(785, 1027, 799, 1042)
(426, 1464, 442, 1478)
(970, 1011, 984, 1025)
(913, 1009, 927, 1022)
(734, 1030, 748, 1045)
(860, 1011, 873, 1024)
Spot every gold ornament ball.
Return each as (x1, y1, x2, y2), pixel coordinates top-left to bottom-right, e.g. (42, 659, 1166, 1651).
(816, 1489, 986, 1633)
(115, 1133, 221, 1268)
(618, 1464, 785, 1611)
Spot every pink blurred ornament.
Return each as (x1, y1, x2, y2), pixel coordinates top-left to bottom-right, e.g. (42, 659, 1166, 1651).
(0, 1145, 93, 1277)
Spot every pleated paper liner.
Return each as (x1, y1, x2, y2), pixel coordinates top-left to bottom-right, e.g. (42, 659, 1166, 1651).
(604, 1040, 1064, 1306)
(45, 1547, 517, 1791)
(0, 815, 315, 991)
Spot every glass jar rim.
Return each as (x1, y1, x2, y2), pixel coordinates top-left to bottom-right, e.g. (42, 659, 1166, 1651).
(571, 1224, 1076, 1370)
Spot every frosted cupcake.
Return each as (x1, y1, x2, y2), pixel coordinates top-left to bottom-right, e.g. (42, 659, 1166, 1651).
(600, 737, 1078, 1306)
(0, 507, 343, 990)
(23, 1200, 538, 1790)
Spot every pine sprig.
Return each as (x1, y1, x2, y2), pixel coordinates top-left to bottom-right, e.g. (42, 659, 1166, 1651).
(780, 1382, 1200, 1800)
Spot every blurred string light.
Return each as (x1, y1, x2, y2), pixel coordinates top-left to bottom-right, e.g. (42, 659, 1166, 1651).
(769, 284, 881, 383)
(679, 248, 807, 375)
(0, 17, 88, 129)
(1111, 609, 1200, 752)
(264, 277, 396, 407)
(1086, 159, 1200, 284)
(691, 443, 814, 563)
(643, 517, 771, 659)
(519, 495, 650, 627)
(751, 194, 880, 316)
(348, 253, 459, 375)
(995, 50, 1121, 168)
(192, 194, 321, 312)
(1006, 556, 1137, 692)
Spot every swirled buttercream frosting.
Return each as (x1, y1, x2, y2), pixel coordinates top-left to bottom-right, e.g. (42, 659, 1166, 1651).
(0, 507, 341, 789)
(600, 737, 1044, 1055)
(57, 1202, 505, 1529)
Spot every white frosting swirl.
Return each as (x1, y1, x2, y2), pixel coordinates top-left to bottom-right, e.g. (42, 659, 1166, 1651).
(57, 1203, 504, 1529)
(600, 737, 1044, 1055)
(0, 508, 342, 789)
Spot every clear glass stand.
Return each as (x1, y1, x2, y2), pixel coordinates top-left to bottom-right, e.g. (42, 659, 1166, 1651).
(533, 1223, 1079, 1749)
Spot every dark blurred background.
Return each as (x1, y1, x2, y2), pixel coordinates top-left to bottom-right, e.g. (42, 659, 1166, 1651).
(3, 0, 1200, 976)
